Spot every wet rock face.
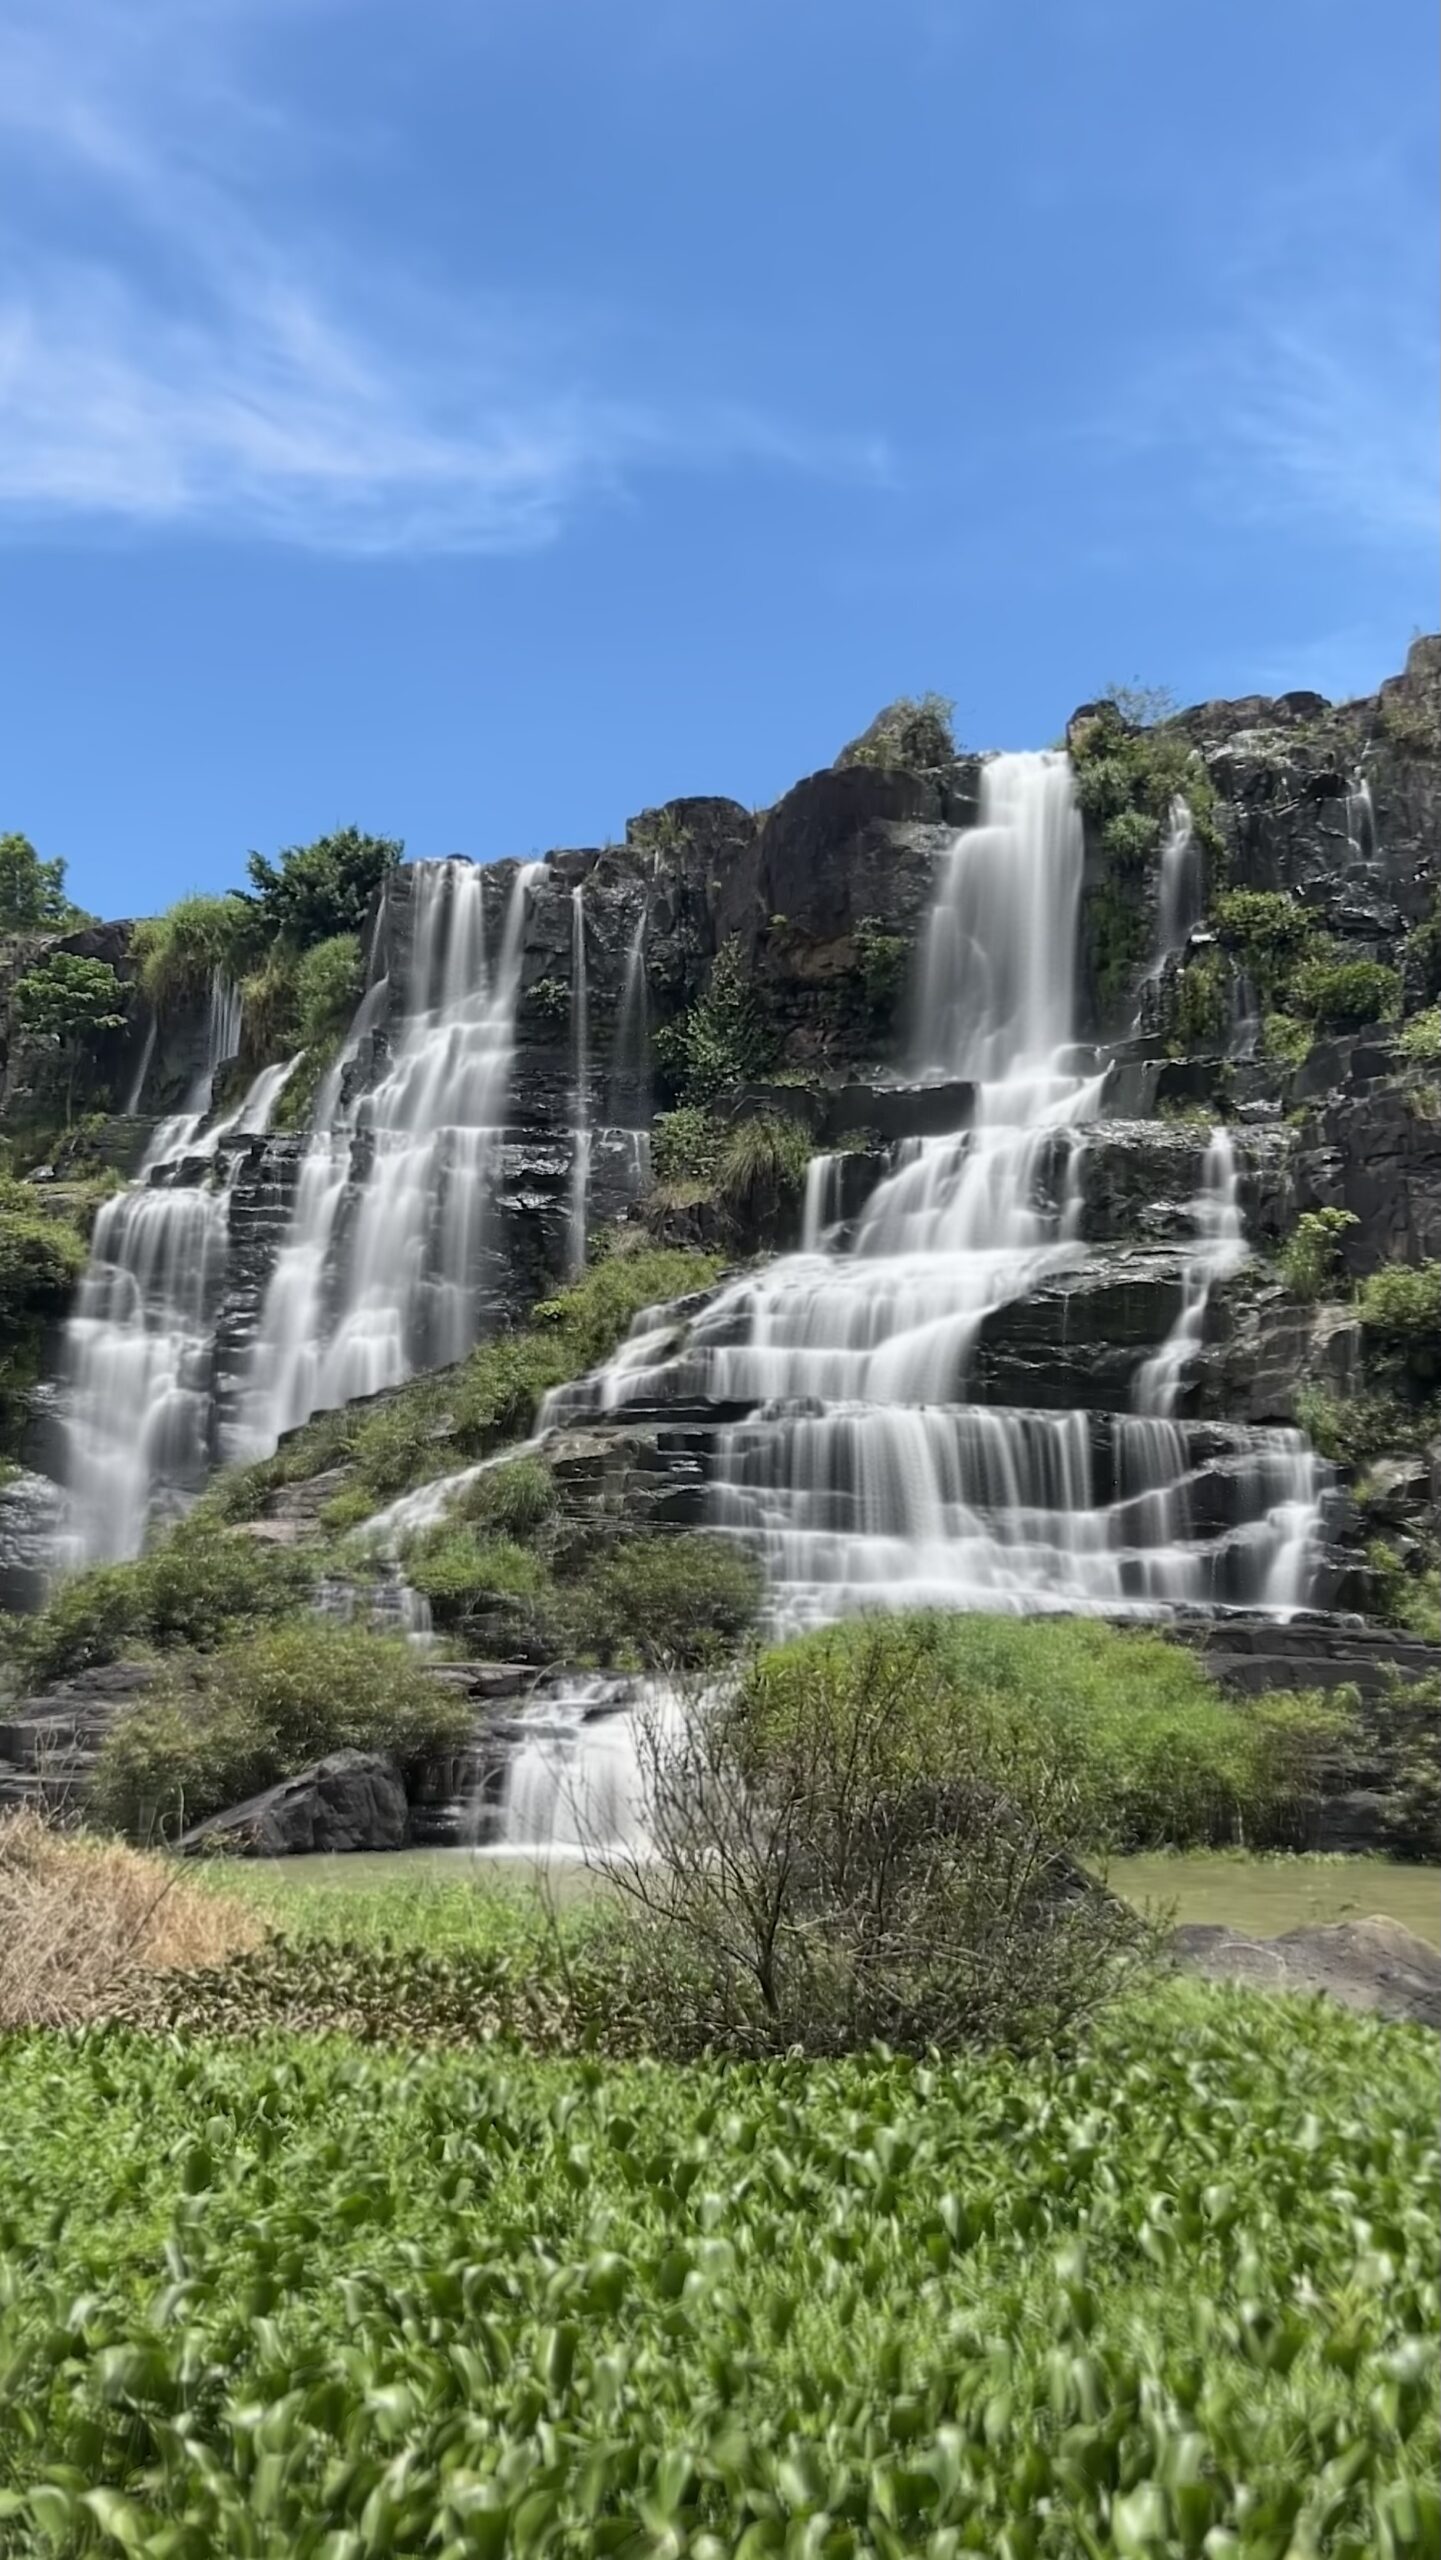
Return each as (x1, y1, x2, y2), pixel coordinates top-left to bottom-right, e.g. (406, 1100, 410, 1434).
(1293, 1083, 1441, 1271)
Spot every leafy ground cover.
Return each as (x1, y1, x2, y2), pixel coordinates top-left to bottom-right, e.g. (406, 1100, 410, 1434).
(0, 1987, 1435, 2557)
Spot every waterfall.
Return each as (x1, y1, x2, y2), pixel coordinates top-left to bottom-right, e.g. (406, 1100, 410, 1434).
(800, 1151, 840, 1251)
(1133, 1128, 1246, 1418)
(488, 1679, 679, 1856)
(123, 1015, 157, 1116)
(54, 1051, 300, 1565)
(230, 860, 538, 1458)
(142, 971, 244, 1169)
(567, 884, 591, 1276)
(1155, 797, 1203, 966)
(1345, 775, 1377, 863)
(552, 750, 1329, 1629)
(609, 906, 651, 1120)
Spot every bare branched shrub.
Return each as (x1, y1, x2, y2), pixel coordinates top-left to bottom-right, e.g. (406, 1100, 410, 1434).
(600, 1634, 1154, 2057)
(0, 1813, 261, 2027)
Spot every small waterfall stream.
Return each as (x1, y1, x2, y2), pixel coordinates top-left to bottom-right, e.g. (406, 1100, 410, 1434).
(566, 884, 591, 1276)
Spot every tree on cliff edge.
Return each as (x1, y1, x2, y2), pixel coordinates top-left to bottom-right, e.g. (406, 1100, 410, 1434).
(13, 953, 127, 1124)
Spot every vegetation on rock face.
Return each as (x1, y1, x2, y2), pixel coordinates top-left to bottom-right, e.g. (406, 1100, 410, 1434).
(1397, 1003, 1441, 1066)
(1167, 947, 1230, 1049)
(244, 824, 401, 947)
(1289, 949, 1402, 1034)
(653, 937, 775, 1101)
(1296, 1383, 1441, 1468)
(1070, 697, 1224, 1015)
(836, 691, 957, 769)
(1213, 887, 1318, 992)
(7, 1519, 318, 1689)
(209, 1244, 727, 1524)
(1277, 1207, 1358, 1301)
(10, 952, 127, 1121)
(91, 1620, 468, 1843)
(129, 891, 258, 1007)
(1357, 1259, 1441, 1363)
(0, 1987, 1434, 2553)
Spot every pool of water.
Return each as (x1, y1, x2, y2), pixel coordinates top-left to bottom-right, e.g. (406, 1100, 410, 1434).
(234, 1845, 1438, 1943)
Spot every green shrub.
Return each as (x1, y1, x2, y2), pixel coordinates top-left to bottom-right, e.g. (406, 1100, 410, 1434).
(1398, 1005, 1441, 1066)
(270, 1032, 343, 1132)
(456, 1454, 556, 1539)
(650, 1104, 724, 1191)
(737, 1615, 1349, 1853)
(850, 915, 909, 1016)
(1295, 1384, 1441, 1466)
(567, 1532, 764, 1669)
(1277, 1207, 1358, 1300)
(0, 1185, 88, 1332)
(715, 1113, 812, 1217)
(1366, 1541, 1441, 1646)
(92, 1620, 466, 1842)
(1369, 1675, 1441, 1856)
(130, 894, 258, 1008)
(0, 831, 84, 932)
(653, 939, 775, 1101)
(294, 932, 364, 1043)
(1169, 949, 1230, 1048)
(1290, 950, 1402, 1032)
(401, 1527, 558, 1650)
(526, 975, 570, 1023)
(1214, 889, 1318, 994)
(1357, 1260, 1441, 1346)
(237, 947, 300, 1056)
(1261, 1010, 1312, 1065)
(13, 1523, 317, 1687)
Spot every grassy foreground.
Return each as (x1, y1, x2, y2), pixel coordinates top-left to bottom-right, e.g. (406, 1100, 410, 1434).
(0, 1989, 1435, 2557)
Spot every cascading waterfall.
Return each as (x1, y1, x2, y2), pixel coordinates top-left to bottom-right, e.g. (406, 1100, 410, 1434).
(55, 1048, 299, 1565)
(566, 884, 591, 1276)
(230, 860, 538, 1458)
(123, 1016, 157, 1117)
(1154, 797, 1203, 970)
(143, 972, 245, 1169)
(547, 749, 1329, 1630)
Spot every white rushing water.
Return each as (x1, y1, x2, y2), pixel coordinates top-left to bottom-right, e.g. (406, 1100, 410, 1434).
(489, 1678, 680, 1856)
(566, 884, 591, 1276)
(55, 1046, 298, 1564)
(550, 750, 1328, 1627)
(1154, 796, 1203, 970)
(231, 859, 538, 1457)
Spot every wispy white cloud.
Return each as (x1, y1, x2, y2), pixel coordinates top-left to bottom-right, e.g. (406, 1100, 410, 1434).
(0, 0, 885, 553)
(1091, 161, 1437, 556)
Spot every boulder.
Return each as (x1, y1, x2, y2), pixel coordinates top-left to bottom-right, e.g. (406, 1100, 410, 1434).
(1170, 1915, 1441, 2029)
(178, 1750, 409, 1857)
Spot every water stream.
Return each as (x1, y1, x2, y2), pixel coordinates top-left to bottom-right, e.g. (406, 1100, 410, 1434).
(566, 883, 591, 1276)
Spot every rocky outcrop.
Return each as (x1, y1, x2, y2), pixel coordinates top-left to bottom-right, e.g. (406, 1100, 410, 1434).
(1171, 1916, 1441, 2030)
(178, 1749, 409, 1856)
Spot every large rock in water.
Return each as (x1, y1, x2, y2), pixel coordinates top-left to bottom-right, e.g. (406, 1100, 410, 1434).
(1171, 1917, 1441, 2029)
(178, 1751, 409, 1857)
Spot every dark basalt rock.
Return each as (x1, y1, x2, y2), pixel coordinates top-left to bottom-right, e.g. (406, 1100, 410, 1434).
(1171, 1917, 1441, 2030)
(1292, 1080, 1441, 1271)
(178, 1749, 409, 1857)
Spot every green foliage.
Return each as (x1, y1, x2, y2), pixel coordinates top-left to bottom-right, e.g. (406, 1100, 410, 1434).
(840, 691, 956, 769)
(293, 929, 364, 1041)
(0, 831, 83, 932)
(1277, 1207, 1358, 1301)
(10, 952, 127, 1120)
(1, 1983, 1434, 2553)
(1357, 1260, 1441, 1353)
(1290, 950, 1402, 1033)
(1296, 1384, 1441, 1467)
(740, 1615, 1349, 1853)
(1367, 1675, 1441, 1855)
(526, 975, 571, 1023)
(92, 1620, 466, 1840)
(1168, 948, 1230, 1049)
(11, 1522, 317, 1688)
(211, 1247, 726, 1521)
(1071, 701, 1225, 1013)
(129, 893, 257, 1007)
(715, 1113, 812, 1217)
(236, 945, 300, 1055)
(0, 1179, 88, 1322)
(1366, 1542, 1441, 1649)
(457, 1454, 556, 1539)
(653, 938, 775, 1101)
(650, 1103, 724, 1191)
(270, 1032, 342, 1132)
(245, 824, 401, 947)
(850, 914, 910, 1018)
(1261, 1009, 1312, 1065)
(1213, 889, 1318, 997)
(567, 1531, 763, 1668)
(1398, 1005, 1441, 1066)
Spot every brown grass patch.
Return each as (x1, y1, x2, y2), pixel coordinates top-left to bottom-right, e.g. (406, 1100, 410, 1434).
(0, 1812, 263, 2028)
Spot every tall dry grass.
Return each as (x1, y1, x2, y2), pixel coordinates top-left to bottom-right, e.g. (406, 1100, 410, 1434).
(0, 1813, 261, 2028)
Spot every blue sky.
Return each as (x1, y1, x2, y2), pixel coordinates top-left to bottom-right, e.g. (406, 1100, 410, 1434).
(2, 0, 1435, 918)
